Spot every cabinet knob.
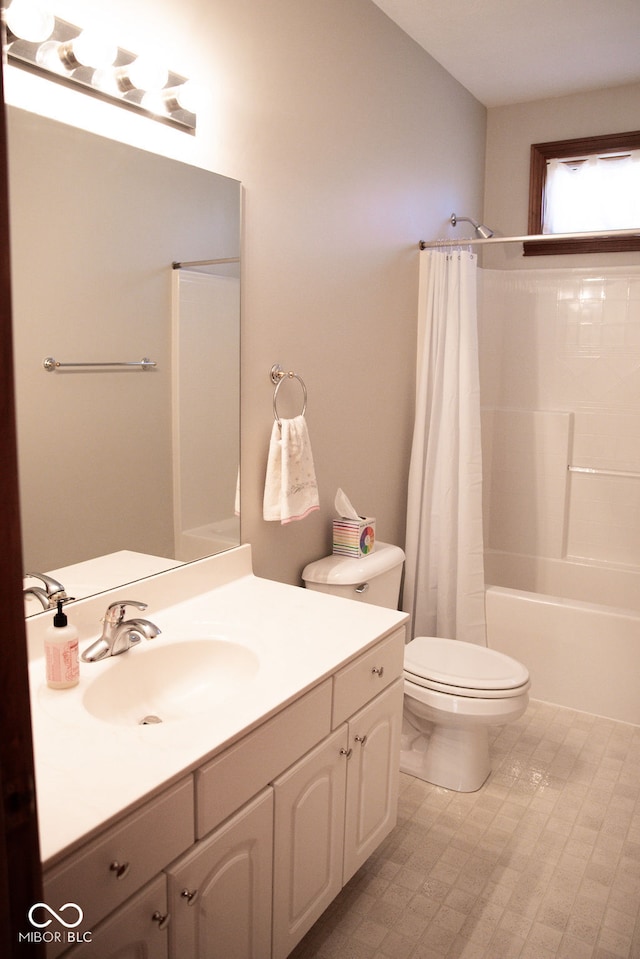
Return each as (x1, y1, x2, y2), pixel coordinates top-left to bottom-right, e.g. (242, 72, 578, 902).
(151, 910, 171, 930)
(180, 887, 199, 906)
(354, 734, 368, 746)
(109, 860, 130, 880)
(371, 666, 384, 677)
(340, 747, 353, 759)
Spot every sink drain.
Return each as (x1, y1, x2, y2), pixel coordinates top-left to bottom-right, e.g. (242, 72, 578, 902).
(139, 715, 163, 725)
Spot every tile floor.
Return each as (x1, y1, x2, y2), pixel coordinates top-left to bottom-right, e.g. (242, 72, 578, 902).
(291, 699, 640, 959)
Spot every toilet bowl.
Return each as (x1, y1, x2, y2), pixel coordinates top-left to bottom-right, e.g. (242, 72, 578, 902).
(402, 636, 530, 791)
(301, 543, 530, 793)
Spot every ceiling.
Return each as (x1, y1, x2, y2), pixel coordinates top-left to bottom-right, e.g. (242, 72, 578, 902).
(370, 0, 640, 107)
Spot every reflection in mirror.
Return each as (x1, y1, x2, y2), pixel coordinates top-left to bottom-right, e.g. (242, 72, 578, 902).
(7, 108, 241, 614)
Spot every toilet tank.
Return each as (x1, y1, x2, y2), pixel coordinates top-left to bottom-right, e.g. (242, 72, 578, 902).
(302, 542, 405, 609)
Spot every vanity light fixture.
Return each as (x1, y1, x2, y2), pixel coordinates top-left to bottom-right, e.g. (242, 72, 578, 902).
(2, 0, 197, 133)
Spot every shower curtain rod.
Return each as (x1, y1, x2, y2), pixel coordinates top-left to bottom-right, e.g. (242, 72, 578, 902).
(418, 227, 640, 250)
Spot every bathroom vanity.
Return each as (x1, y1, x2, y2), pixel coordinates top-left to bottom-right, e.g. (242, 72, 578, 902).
(26, 546, 408, 958)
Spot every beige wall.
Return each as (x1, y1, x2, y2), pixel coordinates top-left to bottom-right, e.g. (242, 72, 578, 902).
(5, 0, 487, 585)
(483, 81, 640, 270)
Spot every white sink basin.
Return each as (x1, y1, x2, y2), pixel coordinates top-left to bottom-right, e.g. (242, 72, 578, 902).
(82, 638, 260, 726)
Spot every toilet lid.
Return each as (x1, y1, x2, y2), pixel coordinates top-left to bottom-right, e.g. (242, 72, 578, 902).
(404, 636, 529, 693)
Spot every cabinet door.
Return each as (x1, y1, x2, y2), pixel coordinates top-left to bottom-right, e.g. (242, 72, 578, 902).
(166, 788, 273, 959)
(58, 874, 168, 959)
(272, 727, 349, 959)
(44, 777, 193, 952)
(343, 679, 403, 884)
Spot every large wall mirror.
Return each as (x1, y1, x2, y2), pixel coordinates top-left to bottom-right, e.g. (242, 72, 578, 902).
(7, 108, 241, 614)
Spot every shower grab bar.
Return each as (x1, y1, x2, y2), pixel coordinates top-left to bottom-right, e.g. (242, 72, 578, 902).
(568, 465, 640, 480)
(43, 356, 157, 372)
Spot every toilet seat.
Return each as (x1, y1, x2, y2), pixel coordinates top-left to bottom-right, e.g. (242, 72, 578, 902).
(404, 636, 530, 700)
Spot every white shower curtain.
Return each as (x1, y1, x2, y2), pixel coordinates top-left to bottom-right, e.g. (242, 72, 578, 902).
(403, 249, 487, 646)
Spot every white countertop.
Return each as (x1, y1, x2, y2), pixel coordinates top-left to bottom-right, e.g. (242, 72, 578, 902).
(24, 550, 182, 615)
(27, 545, 408, 867)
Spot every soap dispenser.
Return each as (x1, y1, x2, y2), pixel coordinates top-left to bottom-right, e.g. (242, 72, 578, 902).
(45, 600, 79, 689)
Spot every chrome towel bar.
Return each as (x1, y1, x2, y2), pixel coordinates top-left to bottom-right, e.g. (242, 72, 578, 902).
(43, 356, 157, 372)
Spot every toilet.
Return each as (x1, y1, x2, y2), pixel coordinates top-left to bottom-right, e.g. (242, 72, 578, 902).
(302, 543, 530, 792)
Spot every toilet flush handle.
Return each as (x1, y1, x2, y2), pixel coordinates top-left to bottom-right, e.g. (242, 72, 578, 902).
(355, 582, 369, 594)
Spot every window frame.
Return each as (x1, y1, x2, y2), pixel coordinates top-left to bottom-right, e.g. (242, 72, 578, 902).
(525, 130, 640, 256)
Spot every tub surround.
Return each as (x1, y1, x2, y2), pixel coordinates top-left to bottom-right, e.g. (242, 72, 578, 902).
(27, 545, 408, 868)
(479, 264, 640, 731)
(486, 585, 640, 725)
(485, 549, 640, 612)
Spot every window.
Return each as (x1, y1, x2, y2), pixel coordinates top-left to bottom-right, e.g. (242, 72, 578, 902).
(525, 130, 640, 255)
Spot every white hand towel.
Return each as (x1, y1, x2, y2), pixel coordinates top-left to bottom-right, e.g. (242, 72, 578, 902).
(263, 415, 320, 524)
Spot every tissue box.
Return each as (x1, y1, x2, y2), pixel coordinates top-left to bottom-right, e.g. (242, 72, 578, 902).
(333, 517, 376, 557)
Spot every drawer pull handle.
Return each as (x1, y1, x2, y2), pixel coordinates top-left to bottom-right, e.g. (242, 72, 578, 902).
(354, 734, 367, 746)
(152, 910, 171, 930)
(340, 747, 353, 759)
(355, 583, 369, 594)
(109, 860, 130, 880)
(181, 887, 199, 906)
(371, 666, 384, 677)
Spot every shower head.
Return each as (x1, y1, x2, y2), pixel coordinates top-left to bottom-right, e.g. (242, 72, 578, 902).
(450, 213, 494, 239)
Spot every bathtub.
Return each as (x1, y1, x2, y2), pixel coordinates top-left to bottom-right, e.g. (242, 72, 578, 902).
(176, 515, 240, 561)
(486, 584, 640, 726)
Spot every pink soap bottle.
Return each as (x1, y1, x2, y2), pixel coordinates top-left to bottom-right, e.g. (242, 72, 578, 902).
(45, 600, 80, 689)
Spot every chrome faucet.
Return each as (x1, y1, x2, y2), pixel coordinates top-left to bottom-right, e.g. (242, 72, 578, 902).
(81, 601, 161, 663)
(24, 572, 74, 610)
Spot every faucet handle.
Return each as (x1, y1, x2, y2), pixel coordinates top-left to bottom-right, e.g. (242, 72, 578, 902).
(104, 600, 148, 625)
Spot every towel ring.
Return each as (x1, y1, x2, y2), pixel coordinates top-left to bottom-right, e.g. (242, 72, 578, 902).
(270, 364, 307, 424)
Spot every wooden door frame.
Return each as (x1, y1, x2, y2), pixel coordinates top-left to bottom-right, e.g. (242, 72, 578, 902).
(0, 51, 46, 958)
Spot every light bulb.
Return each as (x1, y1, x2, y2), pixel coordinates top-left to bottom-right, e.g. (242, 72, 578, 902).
(68, 30, 117, 70)
(140, 90, 169, 116)
(175, 80, 199, 114)
(141, 82, 199, 119)
(142, 81, 199, 118)
(36, 40, 70, 75)
(5, 0, 54, 42)
(128, 56, 168, 92)
(91, 66, 120, 96)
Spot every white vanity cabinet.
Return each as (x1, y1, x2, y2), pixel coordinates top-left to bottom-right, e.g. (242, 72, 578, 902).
(44, 778, 194, 959)
(166, 788, 274, 959)
(42, 625, 406, 959)
(58, 875, 170, 959)
(272, 678, 403, 959)
(342, 678, 404, 884)
(272, 726, 350, 958)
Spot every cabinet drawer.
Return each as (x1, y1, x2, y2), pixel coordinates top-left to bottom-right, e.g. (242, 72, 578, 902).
(196, 679, 332, 838)
(53, 874, 168, 959)
(44, 777, 193, 948)
(332, 628, 405, 728)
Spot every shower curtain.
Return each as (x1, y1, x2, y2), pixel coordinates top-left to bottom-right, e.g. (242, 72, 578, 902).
(403, 249, 487, 646)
